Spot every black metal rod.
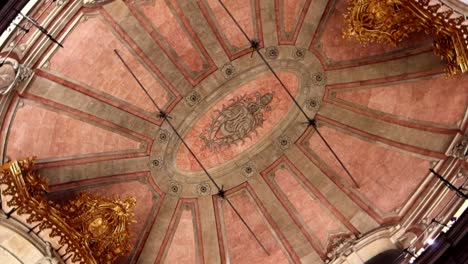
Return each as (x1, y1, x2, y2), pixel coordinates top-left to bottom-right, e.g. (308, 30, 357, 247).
(431, 218, 449, 228)
(429, 168, 468, 199)
(5, 207, 17, 218)
(12, 22, 29, 33)
(15, 10, 63, 48)
(0, 188, 3, 212)
(114, 49, 270, 256)
(1, 0, 56, 66)
(217, 0, 359, 189)
(225, 198, 270, 255)
(311, 121, 360, 188)
(114, 49, 221, 190)
(254, 48, 310, 120)
(216, 0, 251, 42)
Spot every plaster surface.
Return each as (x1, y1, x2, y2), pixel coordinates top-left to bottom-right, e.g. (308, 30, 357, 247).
(0, 0, 463, 263)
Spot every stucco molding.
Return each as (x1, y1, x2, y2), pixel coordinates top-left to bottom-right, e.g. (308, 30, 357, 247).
(0, 57, 32, 95)
(446, 132, 468, 161)
(327, 226, 399, 264)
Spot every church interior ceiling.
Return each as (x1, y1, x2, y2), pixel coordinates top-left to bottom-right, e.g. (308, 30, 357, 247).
(0, 0, 467, 263)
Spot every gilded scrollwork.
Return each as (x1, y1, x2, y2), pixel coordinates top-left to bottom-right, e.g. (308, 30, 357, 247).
(344, 0, 468, 75)
(344, 0, 425, 46)
(0, 158, 136, 264)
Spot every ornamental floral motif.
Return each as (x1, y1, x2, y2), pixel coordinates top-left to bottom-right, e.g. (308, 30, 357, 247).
(200, 92, 274, 150)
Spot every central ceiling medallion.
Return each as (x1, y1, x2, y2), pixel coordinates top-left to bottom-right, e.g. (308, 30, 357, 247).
(175, 71, 299, 171)
(200, 92, 274, 150)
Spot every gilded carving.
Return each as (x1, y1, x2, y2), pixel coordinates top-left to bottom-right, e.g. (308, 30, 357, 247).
(344, 0, 424, 46)
(0, 158, 136, 264)
(60, 193, 136, 262)
(344, 0, 468, 75)
(200, 92, 274, 150)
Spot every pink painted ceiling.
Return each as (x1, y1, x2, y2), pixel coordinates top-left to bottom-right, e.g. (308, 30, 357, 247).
(1, 0, 467, 263)
(176, 71, 298, 171)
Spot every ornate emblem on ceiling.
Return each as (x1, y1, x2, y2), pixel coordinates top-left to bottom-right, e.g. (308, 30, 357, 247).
(305, 97, 321, 111)
(200, 92, 274, 150)
(0, 57, 32, 95)
(157, 129, 171, 143)
(312, 72, 327, 86)
(447, 133, 468, 161)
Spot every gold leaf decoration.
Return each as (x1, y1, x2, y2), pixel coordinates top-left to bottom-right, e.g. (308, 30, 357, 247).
(0, 158, 136, 264)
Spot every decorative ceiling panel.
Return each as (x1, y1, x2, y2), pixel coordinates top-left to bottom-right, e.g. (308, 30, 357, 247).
(298, 124, 433, 219)
(156, 199, 204, 264)
(275, 0, 311, 44)
(262, 156, 357, 259)
(214, 184, 299, 263)
(42, 13, 178, 124)
(198, 0, 263, 60)
(329, 74, 468, 128)
(127, 0, 217, 86)
(6, 101, 144, 161)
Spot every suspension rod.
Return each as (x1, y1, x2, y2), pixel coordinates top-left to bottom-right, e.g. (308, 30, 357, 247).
(114, 49, 270, 256)
(217, 0, 359, 189)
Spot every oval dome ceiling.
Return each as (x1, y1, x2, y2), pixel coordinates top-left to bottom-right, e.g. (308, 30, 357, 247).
(176, 71, 299, 171)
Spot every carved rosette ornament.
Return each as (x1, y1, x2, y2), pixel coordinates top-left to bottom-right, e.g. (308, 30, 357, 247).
(0, 158, 136, 264)
(344, 0, 468, 75)
(0, 57, 32, 95)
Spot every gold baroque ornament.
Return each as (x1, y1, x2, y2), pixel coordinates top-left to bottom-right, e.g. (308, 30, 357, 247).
(0, 158, 136, 264)
(60, 193, 136, 263)
(344, 0, 425, 46)
(344, 0, 468, 75)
